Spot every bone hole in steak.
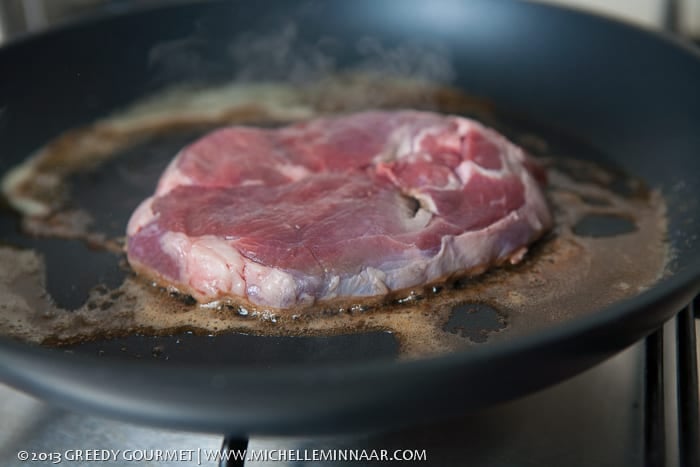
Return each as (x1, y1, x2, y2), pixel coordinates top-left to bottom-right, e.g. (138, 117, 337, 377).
(402, 193, 422, 217)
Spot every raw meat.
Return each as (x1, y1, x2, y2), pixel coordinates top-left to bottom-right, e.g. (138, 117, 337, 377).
(126, 111, 552, 308)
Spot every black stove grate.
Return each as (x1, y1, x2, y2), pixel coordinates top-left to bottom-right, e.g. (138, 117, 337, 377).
(220, 437, 248, 467)
(645, 300, 700, 467)
(675, 300, 699, 467)
(645, 323, 666, 467)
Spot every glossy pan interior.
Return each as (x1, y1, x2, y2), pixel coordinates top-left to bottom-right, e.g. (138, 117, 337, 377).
(0, 0, 699, 435)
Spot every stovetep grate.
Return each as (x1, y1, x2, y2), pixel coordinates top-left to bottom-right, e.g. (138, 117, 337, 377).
(645, 299, 700, 467)
(676, 300, 700, 467)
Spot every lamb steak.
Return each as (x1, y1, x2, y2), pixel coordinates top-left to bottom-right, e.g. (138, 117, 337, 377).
(126, 111, 552, 308)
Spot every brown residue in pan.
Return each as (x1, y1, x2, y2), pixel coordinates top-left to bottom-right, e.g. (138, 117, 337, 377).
(0, 163, 668, 359)
(0, 76, 668, 360)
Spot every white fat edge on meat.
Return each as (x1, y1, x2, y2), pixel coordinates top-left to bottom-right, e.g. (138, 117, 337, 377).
(126, 197, 157, 236)
(238, 180, 264, 186)
(372, 113, 451, 164)
(519, 163, 552, 232)
(406, 113, 474, 158)
(277, 163, 312, 181)
(372, 124, 418, 163)
(155, 150, 195, 196)
(375, 251, 435, 292)
(187, 236, 247, 299)
(242, 260, 303, 308)
(318, 274, 341, 299)
(157, 232, 247, 302)
(454, 159, 509, 184)
(157, 231, 192, 283)
(452, 120, 512, 182)
(333, 267, 390, 297)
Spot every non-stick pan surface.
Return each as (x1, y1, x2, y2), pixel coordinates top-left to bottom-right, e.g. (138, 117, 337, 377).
(1, 0, 700, 435)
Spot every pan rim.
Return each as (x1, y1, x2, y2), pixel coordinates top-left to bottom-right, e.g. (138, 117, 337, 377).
(1, 0, 699, 63)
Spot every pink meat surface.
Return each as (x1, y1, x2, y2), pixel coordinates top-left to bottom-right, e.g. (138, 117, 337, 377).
(126, 111, 552, 308)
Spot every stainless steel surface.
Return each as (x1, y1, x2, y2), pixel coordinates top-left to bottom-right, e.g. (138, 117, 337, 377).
(0, 386, 222, 466)
(248, 342, 647, 467)
(0, 341, 654, 467)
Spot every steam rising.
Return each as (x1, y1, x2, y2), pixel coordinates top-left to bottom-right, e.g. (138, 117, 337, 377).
(149, 19, 455, 86)
(354, 37, 455, 83)
(228, 23, 337, 83)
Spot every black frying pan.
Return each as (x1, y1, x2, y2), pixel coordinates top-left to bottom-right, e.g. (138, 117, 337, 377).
(1, 0, 699, 436)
